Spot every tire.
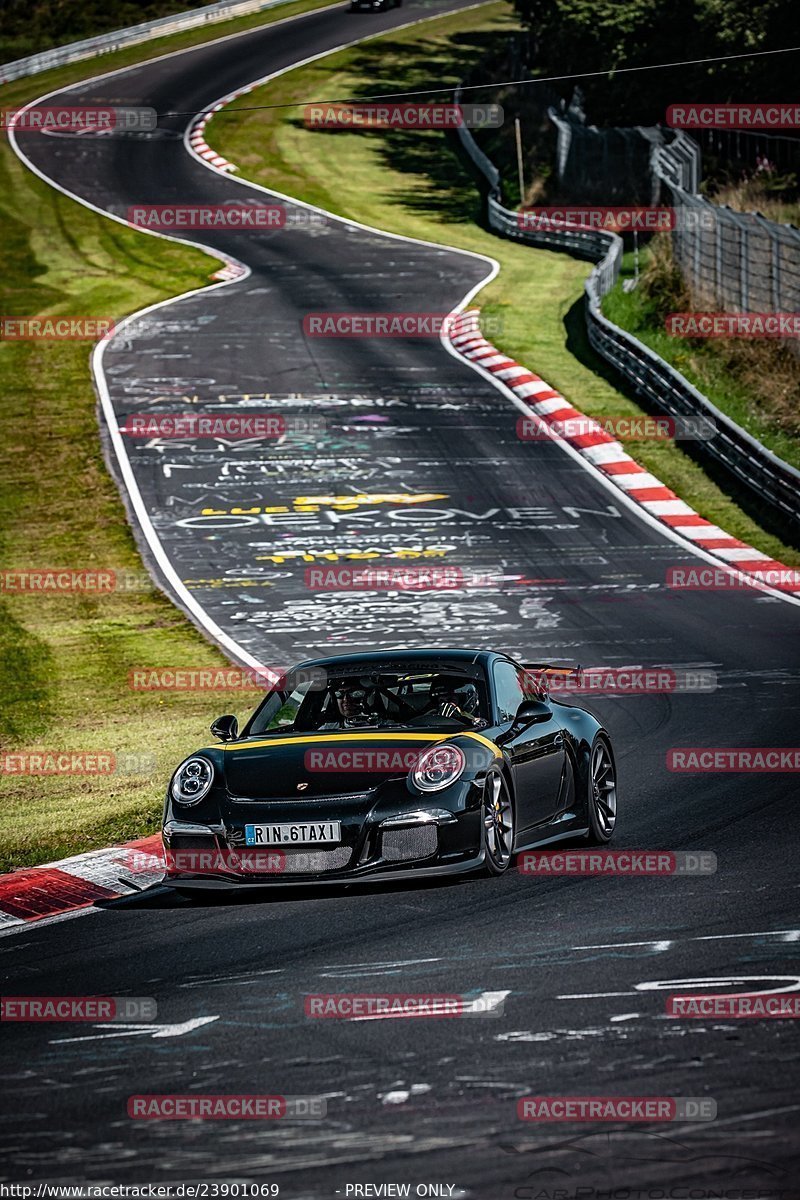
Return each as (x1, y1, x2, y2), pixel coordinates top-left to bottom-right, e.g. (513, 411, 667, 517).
(483, 769, 515, 875)
(584, 735, 618, 844)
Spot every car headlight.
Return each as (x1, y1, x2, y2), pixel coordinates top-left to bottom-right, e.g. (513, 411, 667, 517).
(409, 744, 465, 793)
(170, 756, 214, 805)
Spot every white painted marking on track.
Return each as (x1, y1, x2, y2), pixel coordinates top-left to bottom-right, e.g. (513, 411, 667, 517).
(693, 929, 800, 942)
(558, 990, 636, 999)
(560, 973, 800, 1002)
(380, 1083, 431, 1105)
(352, 990, 509, 1021)
(573, 939, 674, 951)
(573, 930, 799, 950)
(319, 957, 441, 977)
(11, 0, 800, 611)
(9, 1, 506, 692)
(50, 1015, 219, 1043)
(636, 975, 800, 994)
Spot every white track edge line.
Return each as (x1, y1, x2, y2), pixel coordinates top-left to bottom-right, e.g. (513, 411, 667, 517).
(185, 37, 800, 609)
(7, 0, 499, 679)
(439, 334, 800, 608)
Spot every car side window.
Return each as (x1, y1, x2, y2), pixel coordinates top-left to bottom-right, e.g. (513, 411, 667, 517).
(269, 685, 308, 729)
(250, 679, 316, 734)
(493, 661, 524, 722)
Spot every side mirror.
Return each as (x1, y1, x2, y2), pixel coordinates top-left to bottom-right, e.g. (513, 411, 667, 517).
(210, 714, 238, 742)
(496, 699, 553, 745)
(514, 699, 552, 726)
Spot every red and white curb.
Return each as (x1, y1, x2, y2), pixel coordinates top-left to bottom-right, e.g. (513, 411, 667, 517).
(188, 101, 239, 172)
(210, 259, 248, 282)
(188, 75, 268, 174)
(189, 91, 268, 285)
(447, 310, 799, 595)
(0, 835, 164, 928)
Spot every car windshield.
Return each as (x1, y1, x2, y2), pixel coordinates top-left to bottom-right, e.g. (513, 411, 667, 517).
(245, 661, 489, 735)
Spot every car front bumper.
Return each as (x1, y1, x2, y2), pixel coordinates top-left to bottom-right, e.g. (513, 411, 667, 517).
(162, 778, 485, 887)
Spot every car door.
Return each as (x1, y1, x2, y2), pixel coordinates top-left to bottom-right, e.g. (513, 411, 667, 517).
(493, 660, 565, 835)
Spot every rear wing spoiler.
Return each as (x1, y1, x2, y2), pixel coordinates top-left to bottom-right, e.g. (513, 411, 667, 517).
(519, 662, 583, 695)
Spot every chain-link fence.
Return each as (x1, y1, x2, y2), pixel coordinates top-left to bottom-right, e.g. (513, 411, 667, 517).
(654, 134, 800, 318)
(696, 127, 800, 177)
(548, 105, 666, 206)
(454, 110, 800, 528)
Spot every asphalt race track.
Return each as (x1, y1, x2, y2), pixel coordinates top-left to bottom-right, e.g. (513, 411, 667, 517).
(3, 0, 800, 1194)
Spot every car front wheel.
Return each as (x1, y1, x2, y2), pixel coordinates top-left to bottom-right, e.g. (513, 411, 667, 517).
(483, 769, 515, 874)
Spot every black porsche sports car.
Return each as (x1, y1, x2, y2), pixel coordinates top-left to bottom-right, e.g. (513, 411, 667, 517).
(162, 649, 617, 890)
(349, 0, 401, 11)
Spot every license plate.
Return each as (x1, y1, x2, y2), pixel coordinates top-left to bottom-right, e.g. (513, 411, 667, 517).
(245, 821, 341, 846)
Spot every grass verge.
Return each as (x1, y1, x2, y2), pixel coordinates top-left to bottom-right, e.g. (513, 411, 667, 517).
(0, 0, 341, 872)
(2, 0, 798, 870)
(208, 0, 800, 564)
(602, 240, 800, 473)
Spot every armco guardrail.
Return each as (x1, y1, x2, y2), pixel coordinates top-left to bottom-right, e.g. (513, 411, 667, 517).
(0, 0, 302, 84)
(583, 284, 800, 527)
(654, 135, 800, 321)
(455, 102, 800, 528)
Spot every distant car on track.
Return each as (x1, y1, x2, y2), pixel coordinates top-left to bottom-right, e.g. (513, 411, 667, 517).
(162, 648, 617, 891)
(349, 0, 402, 11)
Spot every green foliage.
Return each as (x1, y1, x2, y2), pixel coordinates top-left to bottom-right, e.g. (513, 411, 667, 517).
(637, 234, 691, 320)
(0, 0, 208, 58)
(510, 0, 800, 125)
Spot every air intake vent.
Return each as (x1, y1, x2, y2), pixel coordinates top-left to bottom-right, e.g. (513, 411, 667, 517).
(382, 825, 438, 862)
(281, 847, 352, 873)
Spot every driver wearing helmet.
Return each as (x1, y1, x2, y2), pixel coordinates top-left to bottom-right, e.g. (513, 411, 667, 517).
(429, 677, 486, 728)
(322, 680, 381, 729)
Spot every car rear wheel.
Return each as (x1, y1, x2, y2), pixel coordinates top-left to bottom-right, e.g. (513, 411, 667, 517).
(584, 735, 617, 843)
(483, 770, 514, 874)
